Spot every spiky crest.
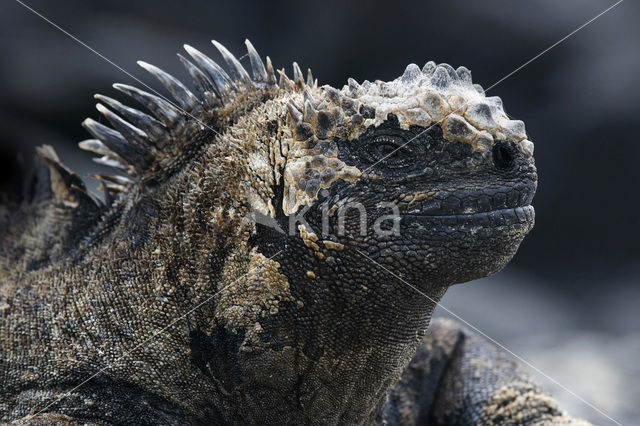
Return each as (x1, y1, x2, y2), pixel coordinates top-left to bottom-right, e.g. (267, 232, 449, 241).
(73, 39, 316, 206)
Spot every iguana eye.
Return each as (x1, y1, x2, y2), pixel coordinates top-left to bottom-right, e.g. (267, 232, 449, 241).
(376, 143, 399, 158)
(368, 135, 408, 165)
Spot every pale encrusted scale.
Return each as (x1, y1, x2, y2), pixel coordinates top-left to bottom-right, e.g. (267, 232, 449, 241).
(343, 63, 533, 154)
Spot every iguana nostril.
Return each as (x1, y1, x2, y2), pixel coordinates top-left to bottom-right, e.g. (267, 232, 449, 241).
(492, 142, 514, 169)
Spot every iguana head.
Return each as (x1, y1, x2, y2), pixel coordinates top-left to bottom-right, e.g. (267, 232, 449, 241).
(270, 62, 537, 293)
(73, 39, 535, 294)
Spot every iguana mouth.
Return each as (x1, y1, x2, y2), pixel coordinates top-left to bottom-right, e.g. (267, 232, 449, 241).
(403, 205, 534, 228)
(400, 184, 535, 230)
(401, 185, 534, 218)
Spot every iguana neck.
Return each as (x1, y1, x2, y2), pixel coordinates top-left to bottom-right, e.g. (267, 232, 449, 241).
(224, 230, 448, 423)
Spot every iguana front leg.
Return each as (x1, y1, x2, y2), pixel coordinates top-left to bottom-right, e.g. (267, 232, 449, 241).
(380, 318, 590, 425)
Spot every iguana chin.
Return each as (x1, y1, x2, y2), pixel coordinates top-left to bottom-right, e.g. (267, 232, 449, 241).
(0, 39, 588, 425)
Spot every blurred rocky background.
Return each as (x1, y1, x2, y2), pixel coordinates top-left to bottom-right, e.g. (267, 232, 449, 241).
(1, 1, 638, 423)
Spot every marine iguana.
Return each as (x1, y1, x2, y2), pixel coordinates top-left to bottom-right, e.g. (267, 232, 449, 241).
(0, 39, 588, 424)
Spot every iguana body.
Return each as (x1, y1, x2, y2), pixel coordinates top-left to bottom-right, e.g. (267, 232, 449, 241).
(0, 39, 586, 424)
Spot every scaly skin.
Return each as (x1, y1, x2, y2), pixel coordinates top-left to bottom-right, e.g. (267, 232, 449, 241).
(0, 39, 587, 424)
